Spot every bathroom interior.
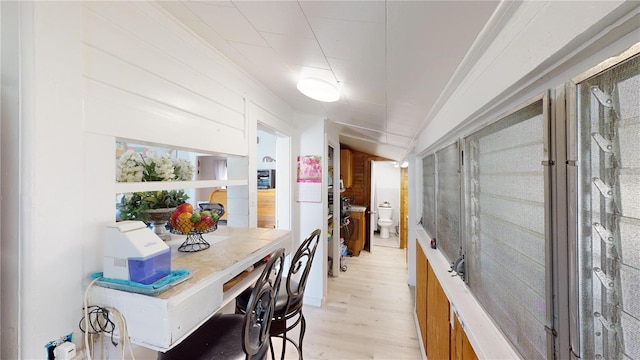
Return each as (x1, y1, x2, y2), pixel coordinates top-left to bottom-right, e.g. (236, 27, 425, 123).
(372, 161, 401, 245)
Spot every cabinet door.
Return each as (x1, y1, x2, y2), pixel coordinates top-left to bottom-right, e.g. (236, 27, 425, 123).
(340, 149, 353, 188)
(451, 313, 478, 360)
(416, 242, 428, 352)
(427, 261, 450, 360)
(347, 211, 365, 256)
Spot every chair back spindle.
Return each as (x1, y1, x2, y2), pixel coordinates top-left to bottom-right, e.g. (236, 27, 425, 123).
(243, 248, 285, 358)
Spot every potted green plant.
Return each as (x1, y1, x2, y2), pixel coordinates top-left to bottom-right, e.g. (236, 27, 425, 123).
(118, 190, 189, 222)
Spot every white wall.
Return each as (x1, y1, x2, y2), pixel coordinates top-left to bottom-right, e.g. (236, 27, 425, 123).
(293, 113, 329, 306)
(0, 2, 294, 358)
(414, 1, 639, 154)
(0, 2, 18, 355)
(406, 153, 419, 286)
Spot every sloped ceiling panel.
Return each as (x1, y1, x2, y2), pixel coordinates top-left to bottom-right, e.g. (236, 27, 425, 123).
(160, 0, 501, 160)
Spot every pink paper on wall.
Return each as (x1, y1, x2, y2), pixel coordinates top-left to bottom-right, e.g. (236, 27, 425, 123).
(297, 155, 322, 183)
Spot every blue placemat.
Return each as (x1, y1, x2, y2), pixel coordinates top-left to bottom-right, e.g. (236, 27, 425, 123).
(91, 268, 191, 296)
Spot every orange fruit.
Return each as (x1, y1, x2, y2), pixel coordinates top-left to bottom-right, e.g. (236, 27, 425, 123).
(176, 212, 194, 234)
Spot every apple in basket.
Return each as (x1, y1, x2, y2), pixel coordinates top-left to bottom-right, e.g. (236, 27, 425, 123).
(195, 213, 215, 232)
(170, 211, 181, 228)
(175, 203, 194, 214)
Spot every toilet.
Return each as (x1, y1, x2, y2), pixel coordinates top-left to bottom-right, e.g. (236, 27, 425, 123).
(377, 203, 394, 239)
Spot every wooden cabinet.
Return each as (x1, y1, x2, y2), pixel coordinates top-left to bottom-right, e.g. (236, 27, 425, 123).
(416, 242, 428, 350)
(427, 260, 450, 360)
(451, 313, 479, 360)
(418, 240, 483, 360)
(257, 189, 276, 228)
(340, 149, 353, 188)
(347, 211, 366, 256)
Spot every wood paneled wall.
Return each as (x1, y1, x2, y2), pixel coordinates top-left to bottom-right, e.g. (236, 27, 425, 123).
(340, 146, 390, 250)
(340, 147, 390, 207)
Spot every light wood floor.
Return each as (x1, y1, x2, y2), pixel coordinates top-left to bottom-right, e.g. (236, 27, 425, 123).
(271, 236, 422, 359)
(371, 231, 400, 248)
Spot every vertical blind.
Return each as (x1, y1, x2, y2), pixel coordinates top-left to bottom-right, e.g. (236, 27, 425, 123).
(422, 154, 436, 238)
(436, 143, 461, 263)
(576, 54, 640, 360)
(464, 101, 547, 359)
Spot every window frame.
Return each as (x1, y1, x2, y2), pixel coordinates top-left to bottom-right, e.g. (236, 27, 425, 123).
(461, 92, 555, 359)
(566, 43, 640, 360)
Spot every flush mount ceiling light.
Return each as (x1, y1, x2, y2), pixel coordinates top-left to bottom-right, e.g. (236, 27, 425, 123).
(296, 78, 340, 102)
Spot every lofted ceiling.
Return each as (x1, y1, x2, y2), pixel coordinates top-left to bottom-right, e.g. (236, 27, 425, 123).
(159, 1, 500, 161)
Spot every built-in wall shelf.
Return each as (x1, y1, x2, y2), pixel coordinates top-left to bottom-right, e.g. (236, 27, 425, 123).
(115, 179, 248, 193)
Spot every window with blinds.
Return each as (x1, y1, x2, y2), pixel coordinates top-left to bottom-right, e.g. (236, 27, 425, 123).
(575, 53, 640, 360)
(436, 142, 461, 263)
(464, 100, 548, 359)
(417, 45, 640, 360)
(422, 154, 436, 238)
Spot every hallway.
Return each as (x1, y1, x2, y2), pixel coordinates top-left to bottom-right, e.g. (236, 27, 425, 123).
(275, 239, 421, 359)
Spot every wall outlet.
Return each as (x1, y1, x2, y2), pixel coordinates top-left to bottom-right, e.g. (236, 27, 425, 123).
(54, 342, 76, 360)
(45, 333, 74, 360)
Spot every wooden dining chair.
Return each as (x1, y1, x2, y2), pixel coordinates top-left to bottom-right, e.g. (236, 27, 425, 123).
(158, 248, 285, 360)
(235, 229, 321, 360)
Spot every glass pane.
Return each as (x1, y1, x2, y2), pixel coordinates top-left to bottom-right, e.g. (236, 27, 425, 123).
(576, 54, 640, 360)
(422, 154, 436, 237)
(465, 101, 547, 359)
(436, 142, 461, 263)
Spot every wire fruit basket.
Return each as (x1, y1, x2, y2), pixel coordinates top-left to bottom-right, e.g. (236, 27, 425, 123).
(170, 207, 224, 252)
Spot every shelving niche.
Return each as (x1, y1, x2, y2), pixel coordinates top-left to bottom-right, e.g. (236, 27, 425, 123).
(115, 141, 249, 211)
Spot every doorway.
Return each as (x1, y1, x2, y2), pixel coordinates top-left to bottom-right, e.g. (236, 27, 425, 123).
(256, 129, 277, 228)
(369, 161, 401, 249)
(256, 128, 290, 229)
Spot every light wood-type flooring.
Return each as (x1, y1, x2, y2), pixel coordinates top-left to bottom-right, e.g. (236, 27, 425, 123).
(371, 231, 400, 249)
(270, 234, 422, 359)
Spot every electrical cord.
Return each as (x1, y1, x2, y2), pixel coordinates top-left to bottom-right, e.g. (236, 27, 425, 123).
(79, 306, 118, 346)
(105, 306, 135, 360)
(81, 278, 136, 360)
(83, 277, 100, 360)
